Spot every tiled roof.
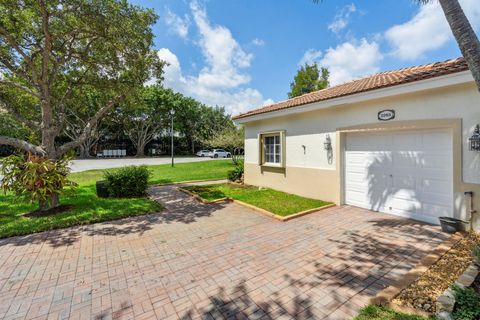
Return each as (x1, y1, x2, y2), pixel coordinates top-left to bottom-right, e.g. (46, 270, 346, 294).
(232, 57, 469, 120)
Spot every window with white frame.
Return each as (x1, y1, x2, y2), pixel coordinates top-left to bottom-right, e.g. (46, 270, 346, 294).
(260, 131, 285, 166)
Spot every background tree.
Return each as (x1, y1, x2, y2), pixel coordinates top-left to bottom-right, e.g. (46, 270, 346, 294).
(120, 86, 169, 157)
(288, 63, 329, 98)
(204, 126, 244, 164)
(0, 0, 164, 160)
(63, 90, 106, 158)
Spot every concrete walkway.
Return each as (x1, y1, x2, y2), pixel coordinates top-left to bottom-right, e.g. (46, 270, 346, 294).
(0, 184, 448, 319)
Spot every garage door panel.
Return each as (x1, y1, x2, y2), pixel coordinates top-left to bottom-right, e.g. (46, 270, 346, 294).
(422, 178, 451, 194)
(345, 129, 453, 224)
(392, 152, 418, 168)
(392, 132, 419, 149)
(389, 196, 421, 212)
(421, 131, 451, 149)
(392, 176, 416, 190)
(422, 203, 451, 218)
(419, 154, 452, 169)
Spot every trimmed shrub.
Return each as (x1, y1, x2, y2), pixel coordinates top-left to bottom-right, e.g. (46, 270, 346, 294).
(452, 285, 480, 320)
(104, 166, 151, 198)
(227, 160, 244, 182)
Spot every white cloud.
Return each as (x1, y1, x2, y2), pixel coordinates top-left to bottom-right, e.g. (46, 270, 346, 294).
(319, 39, 383, 85)
(385, 0, 480, 60)
(164, 9, 190, 39)
(190, 0, 253, 89)
(298, 49, 323, 66)
(157, 2, 271, 115)
(328, 4, 356, 34)
(251, 38, 265, 46)
(263, 98, 275, 106)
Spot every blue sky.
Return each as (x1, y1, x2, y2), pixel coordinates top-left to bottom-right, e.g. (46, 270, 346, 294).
(131, 0, 479, 115)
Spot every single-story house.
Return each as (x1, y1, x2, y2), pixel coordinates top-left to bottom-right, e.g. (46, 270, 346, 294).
(233, 58, 480, 230)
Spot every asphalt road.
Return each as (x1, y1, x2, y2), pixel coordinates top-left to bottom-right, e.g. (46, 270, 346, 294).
(69, 156, 217, 172)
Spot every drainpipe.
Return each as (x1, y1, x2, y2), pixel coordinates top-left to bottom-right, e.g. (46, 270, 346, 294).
(464, 191, 476, 231)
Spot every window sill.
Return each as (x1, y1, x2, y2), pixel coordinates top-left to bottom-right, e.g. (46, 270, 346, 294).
(261, 163, 285, 169)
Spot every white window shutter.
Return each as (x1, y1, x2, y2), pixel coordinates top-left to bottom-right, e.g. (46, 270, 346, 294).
(258, 134, 263, 165)
(281, 131, 286, 168)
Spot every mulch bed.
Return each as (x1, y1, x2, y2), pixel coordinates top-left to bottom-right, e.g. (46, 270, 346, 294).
(393, 232, 480, 313)
(24, 205, 74, 218)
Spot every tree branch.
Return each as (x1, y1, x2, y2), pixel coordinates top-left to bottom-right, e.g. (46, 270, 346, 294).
(0, 26, 40, 84)
(0, 96, 39, 128)
(0, 136, 45, 155)
(56, 93, 128, 157)
(0, 80, 41, 98)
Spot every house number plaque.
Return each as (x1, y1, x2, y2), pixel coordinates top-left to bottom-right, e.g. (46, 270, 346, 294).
(378, 109, 395, 121)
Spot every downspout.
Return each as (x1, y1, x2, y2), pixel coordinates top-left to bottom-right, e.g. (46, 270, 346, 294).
(464, 191, 476, 231)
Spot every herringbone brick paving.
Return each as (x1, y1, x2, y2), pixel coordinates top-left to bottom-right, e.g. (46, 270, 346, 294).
(0, 183, 448, 319)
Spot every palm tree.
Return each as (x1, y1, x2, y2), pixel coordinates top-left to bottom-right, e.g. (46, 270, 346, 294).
(432, 0, 480, 92)
(313, 0, 480, 92)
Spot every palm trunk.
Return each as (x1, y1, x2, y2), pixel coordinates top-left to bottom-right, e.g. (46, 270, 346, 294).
(439, 0, 480, 92)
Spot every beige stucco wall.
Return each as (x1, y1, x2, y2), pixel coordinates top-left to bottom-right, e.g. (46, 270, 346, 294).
(243, 82, 480, 229)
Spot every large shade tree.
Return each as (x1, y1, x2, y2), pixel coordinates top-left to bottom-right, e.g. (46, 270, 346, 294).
(120, 86, 170, 157)
(0, 0, 164, 159)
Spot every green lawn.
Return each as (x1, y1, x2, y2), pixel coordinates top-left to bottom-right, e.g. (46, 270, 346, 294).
(0, 160, 233, 239)
(354, 305, 431, 320)
(182, 183, 332, 217)
(71, 159, 233, 185)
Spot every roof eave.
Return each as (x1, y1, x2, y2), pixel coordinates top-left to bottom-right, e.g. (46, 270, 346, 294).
(233, 70, 474, 124)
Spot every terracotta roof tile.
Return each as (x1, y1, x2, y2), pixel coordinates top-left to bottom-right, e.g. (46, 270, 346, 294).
(232, 57, 469, 120)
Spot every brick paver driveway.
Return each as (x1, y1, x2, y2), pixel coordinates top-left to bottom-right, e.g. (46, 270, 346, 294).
(0, 184, 448, 320)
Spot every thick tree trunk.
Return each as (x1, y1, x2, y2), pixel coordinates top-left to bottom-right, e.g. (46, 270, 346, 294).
(439, 0, 480, 92)
(78, 145, 88, 159)
(136, 143, 146, 157)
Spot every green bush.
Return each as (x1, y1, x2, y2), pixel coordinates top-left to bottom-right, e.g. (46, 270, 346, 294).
(104, 166, 151, 198)
(452, 285, 480, 320)
(227, 160, 244, 182)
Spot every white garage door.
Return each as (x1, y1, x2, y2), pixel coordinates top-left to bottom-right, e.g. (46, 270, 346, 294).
(345, 129, 453, 224)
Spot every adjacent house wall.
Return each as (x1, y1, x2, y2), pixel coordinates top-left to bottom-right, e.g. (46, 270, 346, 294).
(243, 82, 480, 229)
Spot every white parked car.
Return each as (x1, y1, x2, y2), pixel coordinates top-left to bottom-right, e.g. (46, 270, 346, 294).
(209, 149, 231, 158)
(196, 150, 211, 157)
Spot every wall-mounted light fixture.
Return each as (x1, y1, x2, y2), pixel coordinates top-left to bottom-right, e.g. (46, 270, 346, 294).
(324, 134, 332, 151)
(469, 125, 480, 151)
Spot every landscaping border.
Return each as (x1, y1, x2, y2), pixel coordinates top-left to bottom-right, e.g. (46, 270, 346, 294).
(178, 187, 229, 204)
(436, 263, 479, 319)
(232, 199, 336, 222)
(370, 232, 464, 317)
(159, 178, 228, 186)
(178, 186, 336, 221)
